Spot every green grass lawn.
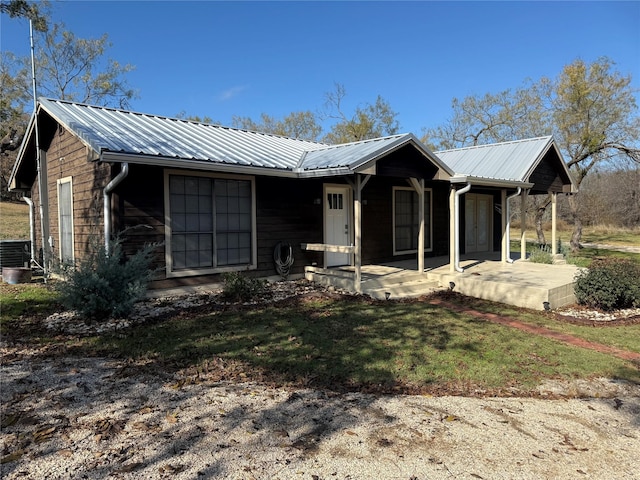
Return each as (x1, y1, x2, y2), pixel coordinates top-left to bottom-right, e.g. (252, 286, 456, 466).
(3, 283, 637, 395)
(0, 201, 30, 240)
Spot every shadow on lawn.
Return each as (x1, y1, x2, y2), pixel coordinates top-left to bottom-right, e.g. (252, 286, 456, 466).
(88, 293, 474, 394)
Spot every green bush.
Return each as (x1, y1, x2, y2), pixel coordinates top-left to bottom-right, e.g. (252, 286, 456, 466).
(56, 238, 158, 320)
(574, 258, 640, 311)
(528, 246, 553, 264)
(221, 272, 268, 302)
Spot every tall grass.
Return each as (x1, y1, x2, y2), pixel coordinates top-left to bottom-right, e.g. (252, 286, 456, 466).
(0, 201, 30, 240)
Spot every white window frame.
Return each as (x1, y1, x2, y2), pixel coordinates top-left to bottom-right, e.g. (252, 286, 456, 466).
(57, 176, 75, 264)
(392, 186, 433, 255)
(164, 169, 257, 278)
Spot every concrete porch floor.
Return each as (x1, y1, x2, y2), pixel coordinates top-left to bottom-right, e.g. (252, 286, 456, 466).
(306, 253, 581, 311)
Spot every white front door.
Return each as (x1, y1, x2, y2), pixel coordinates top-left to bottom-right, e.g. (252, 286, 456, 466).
(465, 193, 492, 253)
(325, 185, 351, 267)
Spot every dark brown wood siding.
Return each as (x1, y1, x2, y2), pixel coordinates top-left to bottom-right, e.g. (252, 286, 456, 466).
(30, 124, 111, 265)
(529, 151, 570, 194)
(360, 177, 450, 264)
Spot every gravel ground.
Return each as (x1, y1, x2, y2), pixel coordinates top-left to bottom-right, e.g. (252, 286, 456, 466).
(2, 349, 639, 480)
(2, 281, 639, 479)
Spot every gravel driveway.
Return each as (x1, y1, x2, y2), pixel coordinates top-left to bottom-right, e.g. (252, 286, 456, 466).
(2, 348, 639, 480)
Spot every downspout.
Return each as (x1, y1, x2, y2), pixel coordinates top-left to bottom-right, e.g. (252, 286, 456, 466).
(505, 187, 521, 263)
(22, 196, 36, 264)
(103, 162, 129, 254)
(454, 183, 471, 273)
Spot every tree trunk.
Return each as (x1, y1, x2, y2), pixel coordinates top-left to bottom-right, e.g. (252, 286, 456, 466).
(535, 206, 546, 245)
(568, 193, 582, 252)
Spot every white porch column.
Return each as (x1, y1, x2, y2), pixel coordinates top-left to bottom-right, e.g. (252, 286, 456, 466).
(354, 175, 362, 292)
(551, 191, 558, 255)
(409, 177, 425, 274)
(521, 189, 528, 261)
(353, 174, 371, 293)
(449, 187, 456, 273)
(501, 189, 508, 263)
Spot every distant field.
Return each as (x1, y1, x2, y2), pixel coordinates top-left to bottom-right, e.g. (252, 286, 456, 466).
(0, 201, 30, 240)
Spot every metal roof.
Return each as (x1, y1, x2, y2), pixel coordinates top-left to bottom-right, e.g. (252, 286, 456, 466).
(29, 99, 450, 179)
(38, 98, 322, 171)
(436, 136, 555, 182)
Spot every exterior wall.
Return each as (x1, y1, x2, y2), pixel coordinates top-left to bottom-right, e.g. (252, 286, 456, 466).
(117, 168, 328, 289)
(31, 125, 111, 267)
(360, 176, 450, 264)
(116, 165, 453, 290)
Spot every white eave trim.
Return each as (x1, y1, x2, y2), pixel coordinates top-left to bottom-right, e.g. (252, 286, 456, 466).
(100, 151, 359, 179)
(450, 175, 533, 189)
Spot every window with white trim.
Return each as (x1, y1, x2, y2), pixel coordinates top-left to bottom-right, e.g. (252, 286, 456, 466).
(166, 172, 255, 276)
(57, 177, 74, 264)
(393, 187, 432, 254)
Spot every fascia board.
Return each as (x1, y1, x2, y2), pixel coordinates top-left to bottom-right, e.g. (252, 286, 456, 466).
(8, 112, 37, 190)
(450, 175, 533, 189)
(100, 151, 301, 178)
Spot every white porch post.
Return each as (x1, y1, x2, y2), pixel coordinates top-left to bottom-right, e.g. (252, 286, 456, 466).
(354, 175, 362, 292)
(449, 187, 456, 273)
(551, 191, 558, 255)
(521, 189, 528, 261)
(409, 177, 425, 274)
(501, 189, 508, 263)
(353, 174, 370, 293)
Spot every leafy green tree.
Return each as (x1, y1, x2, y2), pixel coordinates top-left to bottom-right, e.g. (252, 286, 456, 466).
(0, 0, 48, 31)
(1, 16, 136, 198)
(551, 58, 639, 250)
(424, 57, 639, 251)
(35, 23, 136, 107)
(322, 83, 400, 143)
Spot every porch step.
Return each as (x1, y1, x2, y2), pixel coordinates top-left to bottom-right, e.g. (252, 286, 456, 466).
(363, 278, 443, 300)
(552, 254, 567, 265)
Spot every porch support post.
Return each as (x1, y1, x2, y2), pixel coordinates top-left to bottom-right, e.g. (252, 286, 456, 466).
(501, 189, 508, 263)
(521, 188, 528, 261)
(353, 174, 370, 293)
(449, 187, 456, 273)
(551, 191, 558, 255)
(409, 177, 425, 274)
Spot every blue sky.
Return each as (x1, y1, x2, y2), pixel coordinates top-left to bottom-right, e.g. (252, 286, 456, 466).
(2, 1, 639, 137)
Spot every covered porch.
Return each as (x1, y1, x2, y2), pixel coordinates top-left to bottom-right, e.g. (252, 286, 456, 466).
(305, 253, 580, 311)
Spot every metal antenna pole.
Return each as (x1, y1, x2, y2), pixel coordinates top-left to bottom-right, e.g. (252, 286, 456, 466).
(30, 19, 48, 280)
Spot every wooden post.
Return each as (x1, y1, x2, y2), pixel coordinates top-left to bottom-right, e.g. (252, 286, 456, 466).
(551, 191, 558, 255)
(354, 175, 362, 293)
(521, 189, 528, 261)
(409, 177, 425, 274)
(501, 189, 507, 262)
(449, 187, 456, 273)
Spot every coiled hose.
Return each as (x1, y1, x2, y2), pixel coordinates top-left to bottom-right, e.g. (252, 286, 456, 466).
(274, 242, 295, 279)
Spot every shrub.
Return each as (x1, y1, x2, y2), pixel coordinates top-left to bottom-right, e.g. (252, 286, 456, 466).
(574, 258, 640, 311)
(56, 238, 158, 320)
(221, 272, 268, 302)
(528, 246, 553, 264)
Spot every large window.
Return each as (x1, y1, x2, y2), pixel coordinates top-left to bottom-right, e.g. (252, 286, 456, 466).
(57, 177, 74, 264)
(165, 172, 255, 276)
(393, 187, 432, 254)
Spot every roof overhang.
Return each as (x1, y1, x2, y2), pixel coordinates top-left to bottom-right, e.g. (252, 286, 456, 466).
(450, 175, 534, 189)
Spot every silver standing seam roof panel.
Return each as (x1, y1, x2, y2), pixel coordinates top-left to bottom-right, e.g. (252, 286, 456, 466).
(436, 136, 554, 182)
(35, 98, 448, 178)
